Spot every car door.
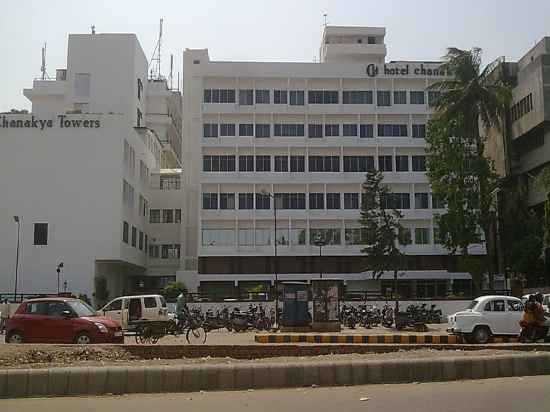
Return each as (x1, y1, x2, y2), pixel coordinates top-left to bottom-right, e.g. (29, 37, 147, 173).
(506, 300, 523, 335)
(142, 297, 158, 320)
(486, 299, 509, 334)
(102, 299, 123, 324)
(19, 301, 49, 342)
(44, 301, 75, 343)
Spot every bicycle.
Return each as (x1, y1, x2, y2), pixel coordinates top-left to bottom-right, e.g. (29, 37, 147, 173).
(167, 313, 207, 344)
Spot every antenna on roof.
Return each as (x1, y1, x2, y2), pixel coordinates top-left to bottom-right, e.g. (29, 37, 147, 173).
(149, 18, 164, 80)
(323, 13, 329, 27)
(91, 25, 96, 34)
(170, 54, 174, 90)
(40, 43, 49, 80)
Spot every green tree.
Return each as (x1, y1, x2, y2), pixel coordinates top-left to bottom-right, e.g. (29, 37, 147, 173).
(360, 170, 410, 311)
(428, 47, 511, 287)
(162, 281, 188, 302)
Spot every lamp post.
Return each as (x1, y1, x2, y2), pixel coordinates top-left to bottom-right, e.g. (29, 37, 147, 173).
(56, 262, 64, 295)
(314, 235, 326, 279)
(13, 216, 21, 302)
(261, 190, 278, 328)
(63, 280, 68, 293)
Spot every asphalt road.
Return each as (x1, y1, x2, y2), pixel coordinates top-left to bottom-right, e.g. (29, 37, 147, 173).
(2, 376, 549, 412)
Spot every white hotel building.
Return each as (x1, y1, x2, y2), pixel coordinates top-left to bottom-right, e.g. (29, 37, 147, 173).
(0, 26, 475, 302)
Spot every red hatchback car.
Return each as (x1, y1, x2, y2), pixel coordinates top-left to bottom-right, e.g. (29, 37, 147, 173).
(5, 298, 124, 344)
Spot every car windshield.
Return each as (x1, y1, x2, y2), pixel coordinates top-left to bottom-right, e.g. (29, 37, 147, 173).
(68, 301, 97, 317)
(466, 300, 478, 310)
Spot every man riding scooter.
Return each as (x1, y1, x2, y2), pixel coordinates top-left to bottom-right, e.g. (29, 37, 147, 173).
(519, 293, 549, 342)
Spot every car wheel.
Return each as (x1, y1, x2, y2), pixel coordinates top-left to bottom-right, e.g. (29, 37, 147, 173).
(75, 332, 92, 345)
(6, 331, 24, 344)
(472, 326, 491, 344)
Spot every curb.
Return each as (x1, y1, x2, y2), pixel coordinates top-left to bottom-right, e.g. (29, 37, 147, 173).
(1, 353, 549, 399)
(254, 334, 519, 344)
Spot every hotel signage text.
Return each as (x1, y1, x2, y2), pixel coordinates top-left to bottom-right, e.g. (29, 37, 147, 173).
(0, 115, 101, 130)
(366, 63, 446, 78)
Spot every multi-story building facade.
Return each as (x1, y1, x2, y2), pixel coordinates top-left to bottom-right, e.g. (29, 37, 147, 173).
(0, 33, 182, 300)
(178, 26, 478, 298)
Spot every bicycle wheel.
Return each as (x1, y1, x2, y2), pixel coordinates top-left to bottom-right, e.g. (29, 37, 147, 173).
(186, 326, 207, 344)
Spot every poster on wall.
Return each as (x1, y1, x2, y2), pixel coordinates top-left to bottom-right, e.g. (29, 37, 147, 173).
(312, 280, 340, 322)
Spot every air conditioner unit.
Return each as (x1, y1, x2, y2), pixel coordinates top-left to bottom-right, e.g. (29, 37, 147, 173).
(56, 69, 67, 81)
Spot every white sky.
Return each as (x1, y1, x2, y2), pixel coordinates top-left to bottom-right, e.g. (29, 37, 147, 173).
(1, 0, 549, 112)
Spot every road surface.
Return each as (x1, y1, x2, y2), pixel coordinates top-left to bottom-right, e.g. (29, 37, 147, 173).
(2, 376, 549, 411)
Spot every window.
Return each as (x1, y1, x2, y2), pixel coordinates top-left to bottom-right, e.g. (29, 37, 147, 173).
(428, 91, 441, 107)
(161, 245, 170, 259)
(378, 124, 408, 137)
(150, 209, 160, 223)
(33, 223, 48, 245)
(255, 124, 270, 138)
(203, 155, 236, 172)
(122, 180, 135, 208)
(175, 209, 181, 223)
(203, 123, 218, 138)
(412, 155, 426, 171)
(255, 193, 271, 209)
(220, 123, 236, 137)
(412, 124, 426, 139)
(239, 89, 254, 105)
(203, 89, 236, 103)
(324, 124, 340, 137)
(160, 175, 180, 190)
(139, 231, 144, 250)
(326, 193, 341, 209)
(308, 156, 340, 172)
(377, 90, 391, 106)
(255, 228, 271, 246)
(74, 73, 91, 98)
(276, 228, 290, 245)
(344, 193, 359, 209)
(432, 193, 446, 209)
(378, 155, 393, 172)
(309, 193, 324, 209)
(415, 193, 429, 209)
(384, 193, 410, 209)
(344, 156, 374, 172)
(131, 226, 137, 247)
(343, 91, 373, 104)
(291, 228, 306, 245)
(368, 36, 376, 44)
(493, 300, 506, 312)
(274, 193, 306, 209)
(399, 228, 412, 245)
(220, 193, 235, 209)
(308, 124, 323, 138)
(343, 124, 358, 137)
(238, 228, 254, 246)
(395, 155, 409, 172)
(393, 90, 407, 104)
(239, 155, 254, 172)
(345, 228, 367, 245)
(255, 89, 270, 104)
(122, 221, 129, 244)
(290, 155, 305, 172)
(256, 155, 271, 172)
(162, 209, 173, 223)
(274, 156, 289, 172)
(308, 90, 339, 104)
(360, 124, 374, 138)
(239, 123, 254, 137)
(289, 90, 305, 105)
(149, 245, 159, 258)
(239, 193, 254, 209)
(202, 193, 218, 209)
(144, 297, 157, 308)
(415, 228, 430, 245)
(310, 228, 341, 245)
(410, 91, 425, 104)
(507, 300, 523, 312)
(105, 299, 123, 312)
(274, 90, 288, 104)
(274, 124, 305, 137)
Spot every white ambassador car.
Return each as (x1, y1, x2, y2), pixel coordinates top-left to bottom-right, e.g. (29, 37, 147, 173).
(447, 296, 523, 344)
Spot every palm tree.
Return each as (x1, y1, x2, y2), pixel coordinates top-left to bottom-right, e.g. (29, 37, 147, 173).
(429, 47, 511, 288)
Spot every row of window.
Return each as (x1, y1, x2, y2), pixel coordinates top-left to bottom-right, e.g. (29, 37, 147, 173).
(149, 209, 182, 224)
(201, 227, 435, 247)
(510, 93, 533, 123)
(202, 192, 444, 210)
(122, 221, 148, 253)
(148, 244, 181, 259)
(203, 123, 426, 138)
(203, 154, 427, 173)
(203, 88, 441, 107)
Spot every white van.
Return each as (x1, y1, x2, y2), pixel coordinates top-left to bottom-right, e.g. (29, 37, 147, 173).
(100, 295, 168, 330)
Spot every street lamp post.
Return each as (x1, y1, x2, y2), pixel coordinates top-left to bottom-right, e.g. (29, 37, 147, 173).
(314, 235, 326, 279)
(13, 216, 21, 302)
(261, 190, 279, 328)
(56, 262, 64, 295)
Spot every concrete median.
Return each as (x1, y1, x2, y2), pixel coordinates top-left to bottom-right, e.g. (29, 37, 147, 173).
(1, 352, 550, 399)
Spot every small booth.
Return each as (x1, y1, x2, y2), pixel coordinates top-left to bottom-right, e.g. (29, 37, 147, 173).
(311, 279, 341, 332)
(281, 282, 310, 331)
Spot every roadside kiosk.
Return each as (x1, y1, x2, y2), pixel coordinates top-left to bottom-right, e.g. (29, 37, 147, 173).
(281, 282, 310, 330)
(311, 279, 341, 332)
